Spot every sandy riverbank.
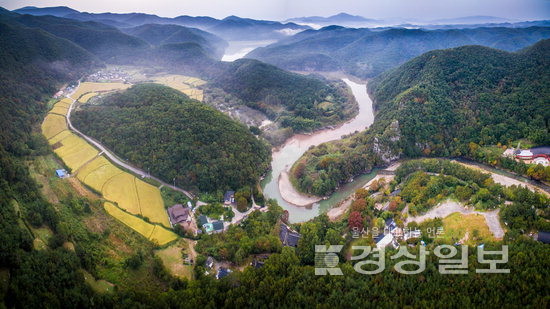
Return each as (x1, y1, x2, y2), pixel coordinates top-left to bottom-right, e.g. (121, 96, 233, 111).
(278, 171, 322, 206)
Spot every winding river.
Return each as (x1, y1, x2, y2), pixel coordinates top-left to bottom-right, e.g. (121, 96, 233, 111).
(261, 79, 376, 223)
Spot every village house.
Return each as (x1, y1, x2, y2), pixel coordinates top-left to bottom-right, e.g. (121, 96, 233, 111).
(216, 267, 232, 279)
(167, 204, 191, 227)
(224, 191, 236, 205)
(279, 223, 301, 247)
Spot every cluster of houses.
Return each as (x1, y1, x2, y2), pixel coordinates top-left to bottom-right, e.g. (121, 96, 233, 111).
(505, 146, 550, 167)
(167, 190, 238, 235)
(86, 68, 129, 83)
(373, 218, 423, 249)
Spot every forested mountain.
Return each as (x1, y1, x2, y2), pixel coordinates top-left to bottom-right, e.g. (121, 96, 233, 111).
(13, 6, 310, 41)
(0, 13, 102, 306)
(247, 26, 550, 78)
(13, 5, 78, 17)
(292, 40, 550, 196)
(73, 84, 271, 193)
(210, 59, 356, 132)
(123, 23, 227, 58)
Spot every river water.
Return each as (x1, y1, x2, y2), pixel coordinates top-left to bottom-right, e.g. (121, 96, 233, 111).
(261, 79, 376, 223)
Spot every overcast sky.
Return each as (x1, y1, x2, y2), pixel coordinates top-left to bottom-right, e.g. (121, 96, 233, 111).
(1, 0, 549, 21)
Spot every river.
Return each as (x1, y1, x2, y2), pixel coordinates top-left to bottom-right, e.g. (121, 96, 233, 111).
(261, 79, 376, 223)
(221, 40, 276, 62)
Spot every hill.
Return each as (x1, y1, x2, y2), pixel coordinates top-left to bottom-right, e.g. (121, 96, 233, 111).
(2, 10, 222, 70)
(209, 59, 357, 133)
(15, 6, 310, 41)
(247, 26, 550, 78)
(123, 23, 227, 59)
(0, 14, 101, 306)
(72, 84, 271, 193)
(291, 40, 550, 196)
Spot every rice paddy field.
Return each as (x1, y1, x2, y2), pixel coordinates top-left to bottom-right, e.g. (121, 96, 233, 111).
(71, 82, 130, 100)
(42, 81, 174, 243)
(104, 202, 177, 245)
(42, 113, 68, 139)
(152, 75, 206, 101)
(76, 156, 170, 227)
(52, 132, 99, 171)
(76, 156, 124, 192)
(79, 92, 98, 103)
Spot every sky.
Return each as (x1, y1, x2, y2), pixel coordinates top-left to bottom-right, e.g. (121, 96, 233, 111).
(1, 0, 549, 21)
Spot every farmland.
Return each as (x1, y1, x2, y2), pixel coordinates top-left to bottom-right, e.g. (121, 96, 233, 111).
(104, 202, 177, 245)
(71, 82, 130, 100)
(79, 92, 98, 103)
(41, 81, 173, 241)
(41, 113, 67, 139)
(152, 74, 206, 101)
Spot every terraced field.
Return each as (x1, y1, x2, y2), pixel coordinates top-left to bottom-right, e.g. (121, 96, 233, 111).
(41, 82, 174, 243)
(152, 75, 206, 101)
(79, 92, 98, 103)
(42, 113, 68, 139)
(104, 202, 177, 245)
(51, 132, 99, 171)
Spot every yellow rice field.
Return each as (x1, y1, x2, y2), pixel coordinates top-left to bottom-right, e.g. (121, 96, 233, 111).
(135, 180, 170, 227)
(79, 92, 98, 103)
(104, 202, 177, 245)
(42, 82, 175, 243)
(76, 156, 124, 192)
(42, 114, 68, 139)
(149, 226, 179, 245)
(48, 130, 71, 145)
(71, 82, 130, 100)
(52, 133, 99, 171)
(152, 75, 206, 101)
(49, 105, 69, 116)
(103, 173, 141, 215)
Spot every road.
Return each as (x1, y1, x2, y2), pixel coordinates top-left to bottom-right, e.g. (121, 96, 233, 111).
(65, 86, 195, 199)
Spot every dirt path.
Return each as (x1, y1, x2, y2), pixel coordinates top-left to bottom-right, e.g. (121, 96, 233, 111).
(406, 200, 504, 239)
(456, 161, 549, 197)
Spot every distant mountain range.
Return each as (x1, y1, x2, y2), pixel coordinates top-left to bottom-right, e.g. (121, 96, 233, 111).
(286, 13, 381, 27)
(247, 25, 550, 78)
(12, 6, 310, 40)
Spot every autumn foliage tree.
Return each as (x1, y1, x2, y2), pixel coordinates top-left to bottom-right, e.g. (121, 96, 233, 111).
(348, 211, 364, 231)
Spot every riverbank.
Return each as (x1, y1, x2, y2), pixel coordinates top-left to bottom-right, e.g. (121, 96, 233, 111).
(263, 78, 375, 222)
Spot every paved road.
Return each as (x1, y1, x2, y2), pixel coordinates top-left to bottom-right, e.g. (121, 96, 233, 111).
(65, 87, 194, 199)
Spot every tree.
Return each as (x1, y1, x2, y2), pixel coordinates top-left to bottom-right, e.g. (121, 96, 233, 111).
(236, 197, 248, 213)
(348, 211, 364, 231)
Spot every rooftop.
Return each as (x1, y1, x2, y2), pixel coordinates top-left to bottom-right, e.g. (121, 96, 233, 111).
(279, 223, 301, 247)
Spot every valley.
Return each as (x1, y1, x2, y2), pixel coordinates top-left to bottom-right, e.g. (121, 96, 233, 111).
(1, 2, 549, 308)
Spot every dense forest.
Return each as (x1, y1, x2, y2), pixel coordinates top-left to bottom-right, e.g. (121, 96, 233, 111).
(210, 59, 357, 132)
(293, 40, 550, 196)
(73, 84, 271, 193)
(248, 25, 550, 78)
(0, 11, 103, 307)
